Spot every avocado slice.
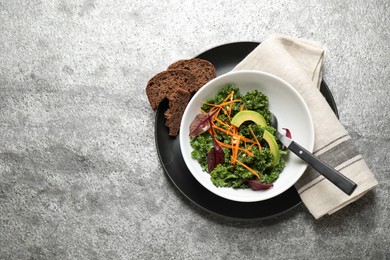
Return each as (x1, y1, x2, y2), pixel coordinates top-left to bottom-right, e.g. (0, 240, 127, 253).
(263, 129, 280, 167)
(231, 110, 267, 128)
(231, 110, 280, 167)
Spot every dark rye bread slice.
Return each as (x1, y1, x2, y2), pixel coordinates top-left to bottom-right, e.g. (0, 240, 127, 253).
(167, 58, 216, 92)
(146, 69, 196, 110)
(164, 87, 191, 136)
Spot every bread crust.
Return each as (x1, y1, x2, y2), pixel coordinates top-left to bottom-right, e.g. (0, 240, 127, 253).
(146, 69, 196, 111)
(167, 58, 216, 92)
(164, 87, 191, 136)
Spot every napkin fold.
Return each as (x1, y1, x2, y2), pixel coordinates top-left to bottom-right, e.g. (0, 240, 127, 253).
(234, 34, 378, 219)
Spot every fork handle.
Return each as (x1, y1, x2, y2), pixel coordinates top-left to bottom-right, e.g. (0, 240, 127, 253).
(289, 141, 357, 195)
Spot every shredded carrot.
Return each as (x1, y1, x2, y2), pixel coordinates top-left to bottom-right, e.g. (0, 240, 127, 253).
(214, 139, 233, 149)
(212, 125, 254, 144)
(236, 160, 260, 180)
(238, 135, 255, 144)
(203, 99, 242, 109)
(214, 116, 230, 128)
(249, 126, 262, 152)
(213, 139, 254, 156)
(222, 90, 234, 104)
(231, 134, 240, 165)
(220, 107, 230, 120)
(212, 125, 232, 135)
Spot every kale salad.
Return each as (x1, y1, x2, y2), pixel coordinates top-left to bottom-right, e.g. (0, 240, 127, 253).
(188, 84, 287, 191)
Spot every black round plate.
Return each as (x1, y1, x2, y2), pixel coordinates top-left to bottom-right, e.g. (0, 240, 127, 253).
(155, 42, 338, 220)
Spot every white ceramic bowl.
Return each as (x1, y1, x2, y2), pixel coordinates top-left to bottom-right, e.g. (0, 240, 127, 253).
(180, 70, 314, 202)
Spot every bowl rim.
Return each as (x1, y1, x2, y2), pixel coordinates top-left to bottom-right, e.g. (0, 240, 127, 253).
(179, 70, 314, 202)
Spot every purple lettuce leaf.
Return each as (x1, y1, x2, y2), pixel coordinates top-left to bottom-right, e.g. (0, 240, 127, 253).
(207, 139, 224, 173)
(189, 110, 217, 137)
(246, 180, 273, 190)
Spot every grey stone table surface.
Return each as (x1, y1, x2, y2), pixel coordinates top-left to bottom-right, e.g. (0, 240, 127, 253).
(0, 0, 389, 259)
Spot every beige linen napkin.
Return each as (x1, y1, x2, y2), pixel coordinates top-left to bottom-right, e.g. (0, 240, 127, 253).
(234, 34, 378, 219)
